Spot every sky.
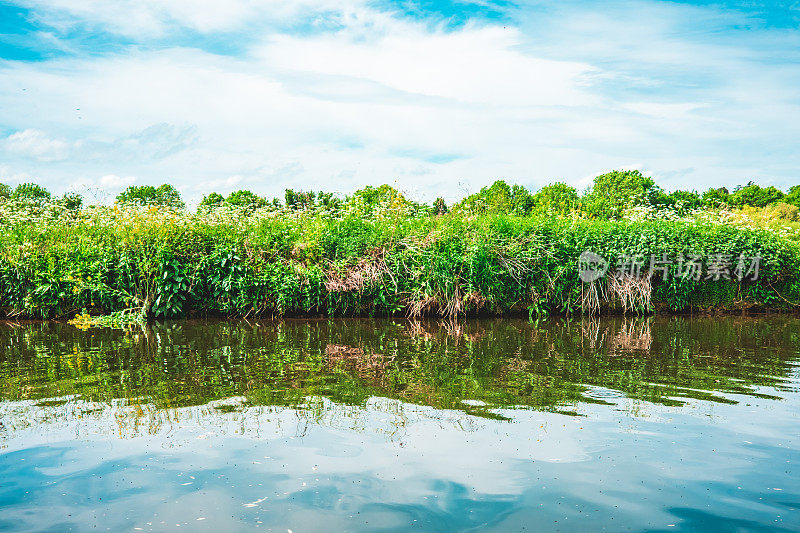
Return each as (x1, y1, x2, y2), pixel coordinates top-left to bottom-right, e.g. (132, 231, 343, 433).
(0, 0, 798, 205)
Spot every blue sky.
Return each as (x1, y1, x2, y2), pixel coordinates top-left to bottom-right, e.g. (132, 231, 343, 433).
(0, 0, 798, 204)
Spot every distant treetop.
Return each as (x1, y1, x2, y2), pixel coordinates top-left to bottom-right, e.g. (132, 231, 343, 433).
(0, 171, 797, 218)
(116, 184, 185, 208)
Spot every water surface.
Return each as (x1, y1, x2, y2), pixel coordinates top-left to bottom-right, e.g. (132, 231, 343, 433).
(1, 317, 799, 531)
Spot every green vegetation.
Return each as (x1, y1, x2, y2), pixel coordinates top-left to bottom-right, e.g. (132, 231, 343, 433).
(582, 170, 662, 219)
(116, 184, 184, 209)
(1, 318, 797, 418)
(0, 173, 798, 319)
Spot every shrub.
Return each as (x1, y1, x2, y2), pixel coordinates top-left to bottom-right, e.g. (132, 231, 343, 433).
(664, 190, 703, 213)
(199, 192, 225, 210)
(284, 189, 315, 210)
(433, 197, 448, 215)
(742, 202, 799, 222)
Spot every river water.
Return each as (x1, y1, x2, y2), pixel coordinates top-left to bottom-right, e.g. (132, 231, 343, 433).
(1, 317, 798, 532)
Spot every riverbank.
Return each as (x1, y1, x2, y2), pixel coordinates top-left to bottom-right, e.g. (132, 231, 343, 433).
(1, 203, 798, 319)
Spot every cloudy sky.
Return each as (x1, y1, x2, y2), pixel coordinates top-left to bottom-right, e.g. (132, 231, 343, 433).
(0, 0, 798, 205)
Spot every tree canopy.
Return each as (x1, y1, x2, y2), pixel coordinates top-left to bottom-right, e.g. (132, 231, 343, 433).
(116, 184, 184, 208)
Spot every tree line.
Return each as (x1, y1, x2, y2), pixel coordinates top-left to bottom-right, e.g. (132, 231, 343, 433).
(2, 170, 799, 220)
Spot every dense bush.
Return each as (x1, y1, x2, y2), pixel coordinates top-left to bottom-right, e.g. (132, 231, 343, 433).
(0, 173, 798, 319)
(0, 202, 796, 320)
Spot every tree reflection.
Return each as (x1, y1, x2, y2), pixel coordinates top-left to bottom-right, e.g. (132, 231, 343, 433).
(1, 316, 798, 427)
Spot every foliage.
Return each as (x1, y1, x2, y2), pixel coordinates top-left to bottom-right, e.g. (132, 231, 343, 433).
(199, 192, 225, 209)
(453, 180, 535, 215)
(582, 170, 663, 219)
(784, 185, 800, 208)
(59, 192, 83, 211)
(730, 182, 785, 208)
(433, 197, 448, 215)
(532, 182, 579, 216)
(741, 202, 799, 222)
(662, 189, 703, 213)
(12, 183, 52, 203)
(285, 189, 316, 210)
(117, 184, 185, 208)
(68, 309, 146, 330)
(226, 189, 267, 210)
(702, 187, 730, 206)
(0, 175, 799, 319)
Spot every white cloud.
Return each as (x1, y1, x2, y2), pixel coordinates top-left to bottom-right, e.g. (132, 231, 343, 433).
(0, 165, 37, 186)
(1, 0, 799, 203)
(3, 129, 74, 162)
(99, 174, 136, 189)
(621, 102, 704, 120)
(17, 0, 368, 37)
(260, 21, 597, 107)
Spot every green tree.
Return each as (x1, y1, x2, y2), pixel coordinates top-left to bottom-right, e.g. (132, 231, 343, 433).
(663, 189, 703, 213)
(701, 187, 730, 207)
(785, 185, 800, 208)
(582, 170, 662, 219)
(154, 184, 184, 208)
(225, 190, 267, 211)
(116, 184, 184, 208)
(350, 185, 400, 206)
(198, 192, 225, 210)
(433, 197, 448, 215)
(532, 182, 579, 216)
(344, 185, 417, 216)
(12, 183, 52, 203)
(729, 182, 785, 208)
(453, 180, 534, 215)
(284, 189, 316, 210)
(0, 183, 11, 199)
(58, 192, 83, 211)
(316, 192, 341, 210)
(476, 180, 512, 213)
(510, 184, 535, 214)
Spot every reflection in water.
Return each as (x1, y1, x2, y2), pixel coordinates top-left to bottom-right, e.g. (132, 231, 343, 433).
(1, 317, 798, 417)
(1, 317, 799, 532)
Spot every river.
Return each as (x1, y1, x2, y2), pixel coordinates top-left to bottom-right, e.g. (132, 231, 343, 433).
(1, 317, 798, 531)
